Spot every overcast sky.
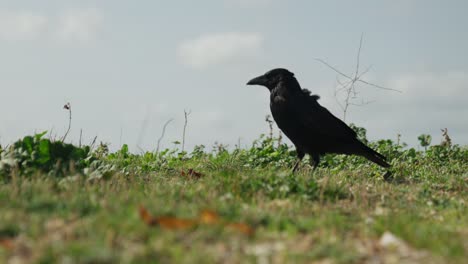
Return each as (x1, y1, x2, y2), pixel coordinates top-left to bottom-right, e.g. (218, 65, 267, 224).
(1, 0, 467, 152)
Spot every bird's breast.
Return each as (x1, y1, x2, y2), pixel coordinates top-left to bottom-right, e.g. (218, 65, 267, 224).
(269, 92, 312, 148)
(270, 96, 299, 134)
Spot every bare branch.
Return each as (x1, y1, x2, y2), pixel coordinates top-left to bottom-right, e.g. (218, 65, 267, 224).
(48, 127, 55, 141)
(79, 129, 83, 148)
(156, 118, 174, 154)
(357, 79, 402, 92)
(136, 146, 145, 154)
(357, 65, 373, 79)
(182, 109, 192, 152)
(354, 33, 364, 79)
(333, 90, 345, 112)
(277, 131, 283, 147)
(316, 34, 401, 121)
(265, 115, 274, 139)
(136, 109, 150, 148)
(349, 98, 375, 106)
(314, 58, 353, 80)
(90, 136, 98, 149)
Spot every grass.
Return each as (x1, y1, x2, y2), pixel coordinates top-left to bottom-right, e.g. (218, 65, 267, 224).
(1, 164, 466, 263)
(0, 130, 466, 263)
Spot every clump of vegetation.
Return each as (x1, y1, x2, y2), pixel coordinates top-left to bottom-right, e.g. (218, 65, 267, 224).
(0, 132, 93, 179)
(1, 126, 467, 182)
(0, 127, 466, 263)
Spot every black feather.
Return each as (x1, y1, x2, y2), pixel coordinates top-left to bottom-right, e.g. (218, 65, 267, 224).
(247, 68, 390, 170)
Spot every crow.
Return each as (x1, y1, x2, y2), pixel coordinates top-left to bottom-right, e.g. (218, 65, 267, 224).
(247, 68, 390, 171)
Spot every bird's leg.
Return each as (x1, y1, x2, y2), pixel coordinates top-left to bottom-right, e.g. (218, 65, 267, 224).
(292, 150, 305, 173)
(310, 155, 321, 173)
(292, 160, 301, 173)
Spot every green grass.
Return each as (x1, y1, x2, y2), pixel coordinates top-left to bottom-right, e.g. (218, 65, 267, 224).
(1, 165, 466, 263)
(1, 131, 467, 263)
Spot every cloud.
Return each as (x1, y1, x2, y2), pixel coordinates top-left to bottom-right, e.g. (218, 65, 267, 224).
(56, 8, 103, 43)
(348, 70, 468, 145)
(0, 8, 103, 43)
(227, 0, 275, 7)
(386, 71, 468, 107)
(0, 10, 48, 40)
(178, 32, 263, 69)
(387, 0, 419, 16)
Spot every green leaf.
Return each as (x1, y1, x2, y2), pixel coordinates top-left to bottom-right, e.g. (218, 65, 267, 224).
(34, 131, 48, 141)
(120, 144, 129, 155)
(36, 140, 51, 165)
(22, 136, 34, 154)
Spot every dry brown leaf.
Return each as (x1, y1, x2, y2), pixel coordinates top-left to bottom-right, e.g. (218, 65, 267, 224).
(139, 206, 254, 235)
(155, 217, 197, 230)
(139, 206, 159, 226)
(0, 239, 15, 250)
(199, 210, 221, 224)
(201, 210, 255, 235)
(227, 223, 255, 236)
(181, 169, 204, 179)
(139, 206, 197, 229)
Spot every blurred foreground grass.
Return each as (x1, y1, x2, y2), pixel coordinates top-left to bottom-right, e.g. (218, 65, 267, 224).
(0, 130, 466, 263)
(1, 165, 466, 263)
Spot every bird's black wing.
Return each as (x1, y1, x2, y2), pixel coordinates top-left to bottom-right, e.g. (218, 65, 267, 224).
(295, 89, 357, 140)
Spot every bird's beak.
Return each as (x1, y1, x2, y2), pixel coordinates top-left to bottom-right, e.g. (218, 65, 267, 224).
(247, 75, 268, 86)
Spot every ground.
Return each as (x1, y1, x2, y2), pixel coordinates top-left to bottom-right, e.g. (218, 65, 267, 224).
(1, 164, 466, 263)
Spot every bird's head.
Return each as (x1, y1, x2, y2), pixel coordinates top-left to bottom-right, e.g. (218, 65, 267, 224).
(247, 68, 295, 90)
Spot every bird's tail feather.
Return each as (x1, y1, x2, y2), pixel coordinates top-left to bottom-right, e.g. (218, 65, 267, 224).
(360, 144, 391, 168)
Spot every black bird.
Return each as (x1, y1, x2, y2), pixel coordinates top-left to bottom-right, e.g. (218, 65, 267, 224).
(247, 68, 390, 171)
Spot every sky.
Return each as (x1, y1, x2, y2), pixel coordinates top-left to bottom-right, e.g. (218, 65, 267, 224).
(1, 0, 467, 152)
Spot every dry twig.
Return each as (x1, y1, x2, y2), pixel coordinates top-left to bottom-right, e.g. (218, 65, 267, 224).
(182, 109, 192, 152)
(315, 34, 401, 121)
(156, 118, 174, 153)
